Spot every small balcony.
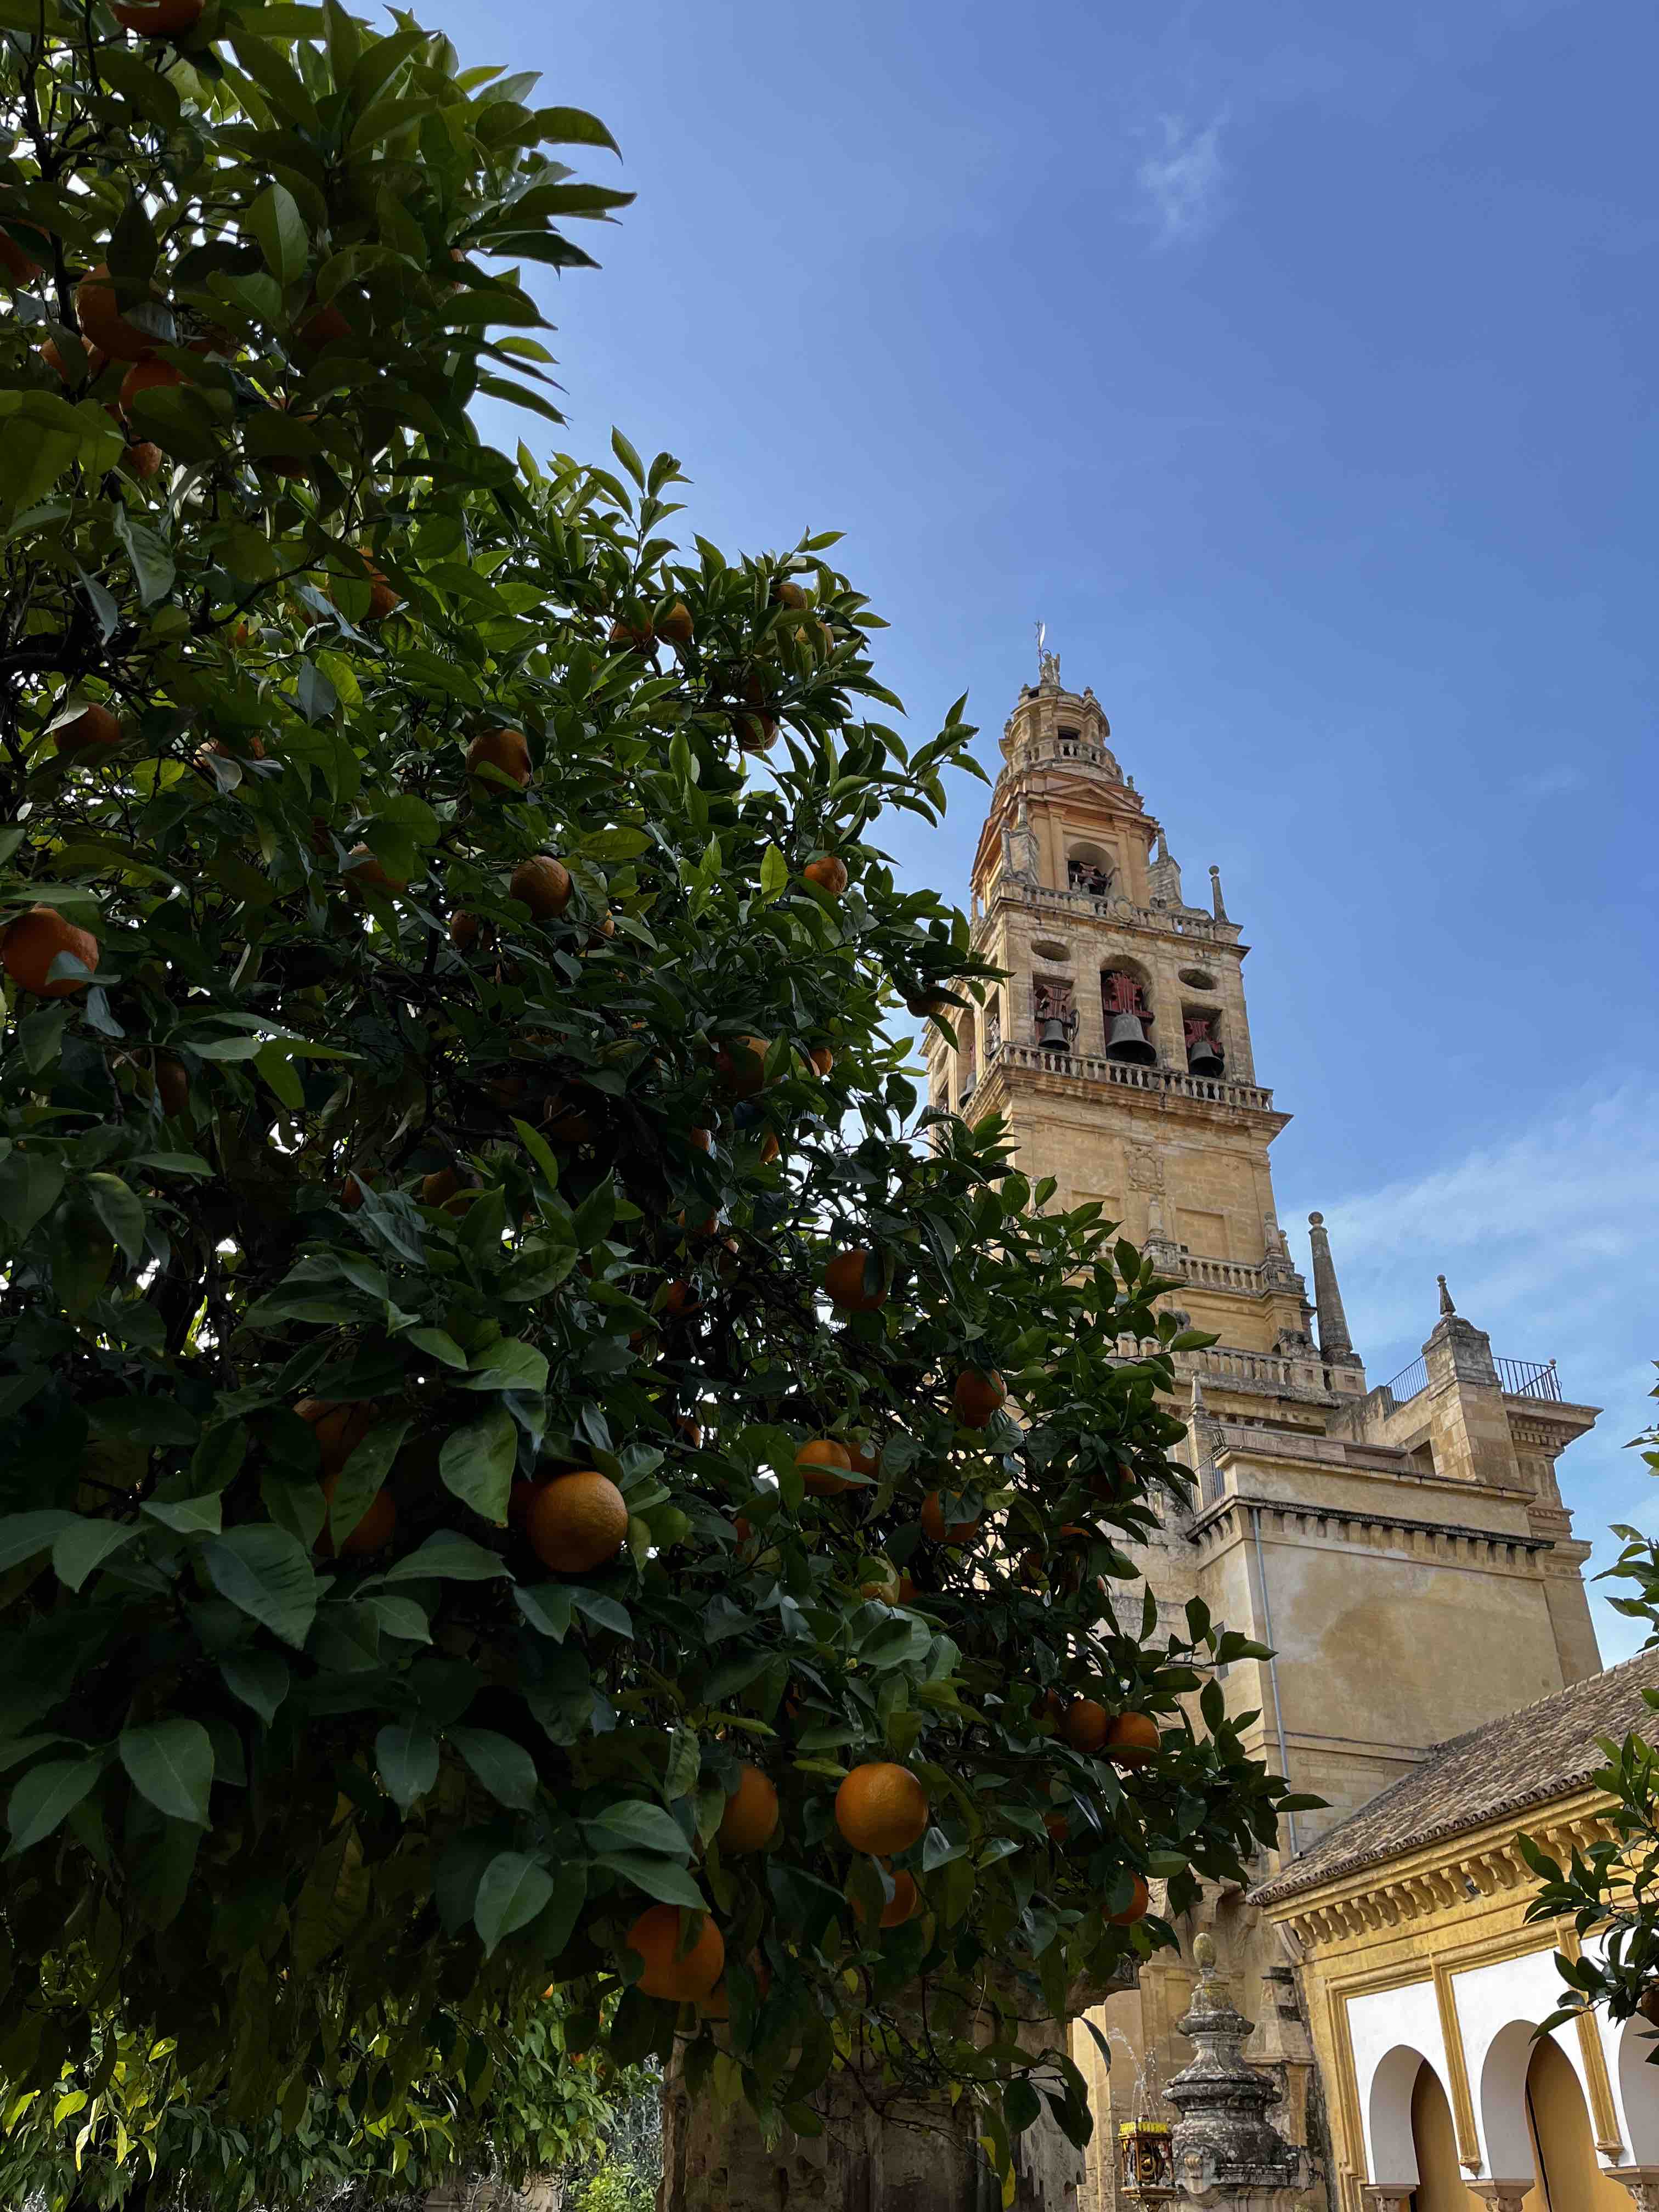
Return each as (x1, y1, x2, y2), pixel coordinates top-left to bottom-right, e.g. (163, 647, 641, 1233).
(981, 1037, 1276, 1115)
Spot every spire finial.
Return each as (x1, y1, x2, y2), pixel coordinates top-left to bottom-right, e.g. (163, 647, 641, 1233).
(1307, 1211, 1357, 1364)
(1209, 863, 1229, 922)
(1437, 1273, 1455, 1317)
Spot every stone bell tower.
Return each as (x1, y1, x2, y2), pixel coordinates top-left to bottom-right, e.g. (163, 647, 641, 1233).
(923, 653, 1607, 2212)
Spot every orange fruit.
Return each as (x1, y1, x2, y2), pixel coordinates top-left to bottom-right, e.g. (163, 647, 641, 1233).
(772, 578, 808, 610)
(119, 357, 181, 411)
(1063, 1699, 1110, 1755)
(662, 1279, 699, 1319)
(714, 1035, 771, 1097)
(1105, 1711, 1160, 1769)
(860, 1568, 901, 1605)
(657, 601, 694, 648)
(466, 726, 532, 791)
(803, 855, 848, 896)
(1, 906, 99, 997)
(75, 266, 160, 362)
(903, 990, 952, 1019)
(448, 911, 483, 951)
(55, 702, 122, 755)
(952, 1368, 1006, 1429)
(623, 1904, 724, 2001)
(511, 854, 572, 918)
(111, 0, 204, 35)
(124, 441, 163, 481)
(834, 1764, 928, 1857)
(608, 615, 654, 652)
(1043, 1810, 1070, 1846)
(0, 223, 45, 284)
(699, 1983, 729, 2019)
(808, 1045, 834, 1077)
(340, 1172, 368, 1211)
(1108, 1873, 1150, 1927)
(734, 712, 779, 752)
(315, 1479, 396, 1558)
(757, 1130, 781, 1166)
(823, 1249, 885, 1312)
(845, 1436, 880, 1479)
(853, 1865, 918, 1929)
(362, 563, 400, 622)
(797, 1438, 853, 1497)
(717, 1765, 778, 1854)
(344, 844, 407, 896)
(921, 1491, 979, 1547)
(420, 1168, 462, 1207)
(296, 1397, 380, 1476)
(155, 1057, 189, 1117)
(526, 1470, 629, 1575)
(298, 300, 351, 351)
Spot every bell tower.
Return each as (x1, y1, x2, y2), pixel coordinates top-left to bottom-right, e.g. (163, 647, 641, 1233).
(926, 654, 1609, 2212)
(924, 650, 1333, 1392)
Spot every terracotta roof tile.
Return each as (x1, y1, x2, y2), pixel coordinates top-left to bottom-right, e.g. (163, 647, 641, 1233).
(1251, 1647, 1659, 1906)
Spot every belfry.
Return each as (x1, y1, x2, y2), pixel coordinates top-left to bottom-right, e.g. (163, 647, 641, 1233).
(921, 653, 1609, 2208)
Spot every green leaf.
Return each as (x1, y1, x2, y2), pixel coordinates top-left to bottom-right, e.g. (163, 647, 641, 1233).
(439, 1409, 517, 1525)
(7, 1757, 104, 1857)
(474, 1850, 553, 1955)
(375, 1724, 438, 1814)
(52, 1518, 138, 1591)
(202, 1526, 319, 1649)
(610, 426, 645, 486)
(461, 1340, 549, 1395)
(0, 1152, 65, 1240)
(449, 1726, 539, 1809)
(142, 1494, 223, 1538)
(592, 1851, 706, 1908)
(582, 1798, 690, 1859)
(120, 1718, 214, 1827)
(328, 1417, 408, 1553)
(110, 505, 176, 607)
(218, 1649, 290, 1726)
(531, 104, 620, 154)
(515, 1584, 574, 1640)
(381, 1531, 511, 1584)
(249, 180, 308, 288)
(0, 1511, 77, 1573)
(758, 843, 788, 902)
(403, 1325, 470, 1369)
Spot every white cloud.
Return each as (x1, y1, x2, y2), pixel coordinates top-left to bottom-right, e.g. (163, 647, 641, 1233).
(1136, 113, 1228, 246)
(1282, 1080, 1659, 1660)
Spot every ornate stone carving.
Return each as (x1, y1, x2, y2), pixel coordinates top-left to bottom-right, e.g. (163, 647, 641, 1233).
(1609, 2170, 1659, 2212)
(1128, 1144, 1164, 1193)
(1468, 2185, 1530, 2212)
(1359, 2191, 1413, 2212)
(1166, 1934, 1314, 2210)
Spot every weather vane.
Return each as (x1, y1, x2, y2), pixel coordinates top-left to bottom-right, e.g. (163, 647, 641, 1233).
(1034, 619, 1046, 670)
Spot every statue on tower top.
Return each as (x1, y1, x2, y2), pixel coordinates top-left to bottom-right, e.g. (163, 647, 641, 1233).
(1034, 618, 1060, 690)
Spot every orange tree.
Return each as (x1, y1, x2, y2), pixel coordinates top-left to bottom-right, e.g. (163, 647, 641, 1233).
(0, 0, 1307, 2186)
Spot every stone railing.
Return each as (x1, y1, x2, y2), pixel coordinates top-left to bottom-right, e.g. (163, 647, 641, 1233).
(985, 875, 1226, 941)
(984, 1040, 1276, 1115)
(1179, 1254, 1265, 1293)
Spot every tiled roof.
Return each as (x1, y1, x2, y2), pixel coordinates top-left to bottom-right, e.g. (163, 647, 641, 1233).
(1251, 1647, 1659, 1906)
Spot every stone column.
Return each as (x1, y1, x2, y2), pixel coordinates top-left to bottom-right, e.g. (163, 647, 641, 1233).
(1165, 1935, 1313, 2212)
(1305, 1214, 1360, 1371)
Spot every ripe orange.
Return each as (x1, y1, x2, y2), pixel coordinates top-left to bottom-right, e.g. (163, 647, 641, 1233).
(952, 1368, 1006, 1428)
(511, 854, 572, 918)
(845, 1436, 880, 1479)
(1108, 1873, 1150, 1927)
(1063, 1698, 1110, 1755)
(608, 615, 654, 652)
(734, 712, 779, 752)
(903, 990, 952, 1020)
(823, 1249, 885, 1312)
(808, 1045, 834, 1077)
(344, 844, 407, 896)
(772, 578, 808, 610)
(316, 1479, 396, 1558)
(122, 440, 163, 482)
(757, 1130, 781, 1165)
(420, 1168, 462, 1207)
(296, 1397, 380, 1476)
(921, 1491, 979, 1547)
(75, 266, 160, 362)
(623, 1904, 724, 2002)
(835, 1763, 928, 1857)
(859, 1567, 901, 1605)
(111, 0, 204, 34)
(657, 601, 694, 648)
(155, 1057, 189, 1117)
(526, 1470, 629, 1575)
(56, 702, 122, 755)
(797, 1438, 854, 1497)
(1105, 1711, 1160, 1769)
(298, 301, 351, 351)
(2, 906, 99, 997)
(853, 1865, 918, 1929)
(662, 1279, 699, 1319)
(803, 854, 848, 896)
(448, 911, 483, 951)
(714, 1035, 771, 1097)
(717, 1765, 778, 1854)
(0, 223, 44, 284)
(466, 726, 532, 791)
(119, 357, 180, 411)
(340, 1172, 368, 1211)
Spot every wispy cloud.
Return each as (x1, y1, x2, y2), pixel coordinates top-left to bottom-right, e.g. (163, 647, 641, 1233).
(1283, 1080, 1659, 1658)
(1136, 112, 1228, 246)
(1513, 765, 1585, 804)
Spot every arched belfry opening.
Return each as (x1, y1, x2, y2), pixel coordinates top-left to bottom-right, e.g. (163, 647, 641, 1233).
(1102, 965, 1156, 1065)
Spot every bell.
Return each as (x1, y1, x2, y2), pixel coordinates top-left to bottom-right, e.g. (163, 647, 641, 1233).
(1187, 1035, 1224, 1077)
(1037, 1013, 1072, 1052)
(1105, 1012, 1157, 1065)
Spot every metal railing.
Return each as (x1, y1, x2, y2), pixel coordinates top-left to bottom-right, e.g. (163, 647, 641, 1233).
(1380, 1355, 1429, 1406)
(1496, 1356, 1561, 1401)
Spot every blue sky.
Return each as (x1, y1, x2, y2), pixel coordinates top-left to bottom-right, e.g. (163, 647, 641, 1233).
(433, 0, 1658, 1655)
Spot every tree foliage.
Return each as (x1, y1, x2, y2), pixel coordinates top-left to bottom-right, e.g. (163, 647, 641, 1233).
(1522, 1368, 1659, 2031)
(0, 0, 1303, 2184)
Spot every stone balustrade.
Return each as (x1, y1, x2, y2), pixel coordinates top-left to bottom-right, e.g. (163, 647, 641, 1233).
(982, 1040, 1276, 1115)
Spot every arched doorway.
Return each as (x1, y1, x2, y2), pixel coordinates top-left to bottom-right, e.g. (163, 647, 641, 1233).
(1521, 2036, 1628, 2212)
(1409, 2062, 1482, 2212)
